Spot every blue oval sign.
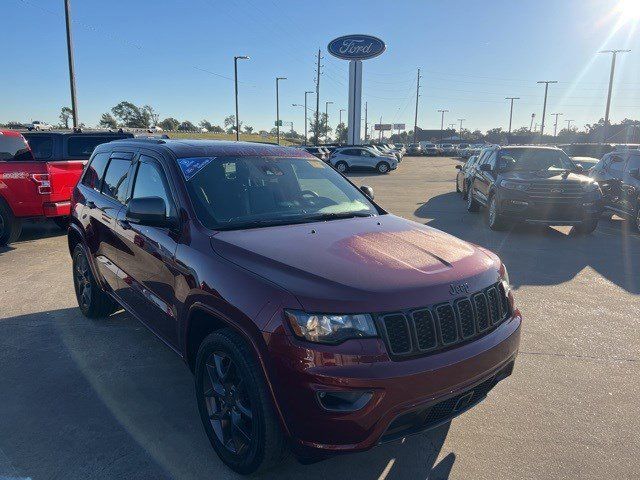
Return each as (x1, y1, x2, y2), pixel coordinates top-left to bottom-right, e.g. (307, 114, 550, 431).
(327, 34, 386, 61)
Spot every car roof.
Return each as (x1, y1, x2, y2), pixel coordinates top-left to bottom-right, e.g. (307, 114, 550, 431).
(106, 139, 315, 159)
(22, 130, 134, 138)
(0, 130, 25, 137)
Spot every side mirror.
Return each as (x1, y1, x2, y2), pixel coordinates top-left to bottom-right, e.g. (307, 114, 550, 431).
(455, 165, 462, 170)
(360, 185, 374, 200)
(480, 164, 492, 172)
(126, 197, 169, 227)
(629, 168, 640, 179)
(574, 163, 584, 173)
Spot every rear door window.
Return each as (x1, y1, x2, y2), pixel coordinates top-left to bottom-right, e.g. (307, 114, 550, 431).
(81, 152, 110, 191)
(101, 158, 132, 204)
(24, 135, 53, 160)
(0, 134, 34, 161)
(68, 136, 125, 158)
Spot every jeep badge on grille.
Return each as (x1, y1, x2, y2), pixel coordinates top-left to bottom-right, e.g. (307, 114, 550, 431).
(449, 283, 470, 295)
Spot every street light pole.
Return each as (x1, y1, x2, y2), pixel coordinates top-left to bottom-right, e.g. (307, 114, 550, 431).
(234, 55, 249, 141)
(457, 118, 466, 140)
(413, 67, 421, 145)
(505, 97, 520, 134)
(537, 80, 557, 139)
(551, 113, 563, 139)
(437, 109, 449, 141)
(304, 91, 313, 146)
(530, 113, 536, 132)
(275, 76, 287, 144)
(599, 49, 631, 141)
(64, 0, 79, 129)
(325, 101, 333, 143)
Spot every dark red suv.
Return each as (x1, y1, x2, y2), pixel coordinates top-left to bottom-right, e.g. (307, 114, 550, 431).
(68, 139, 521, 474)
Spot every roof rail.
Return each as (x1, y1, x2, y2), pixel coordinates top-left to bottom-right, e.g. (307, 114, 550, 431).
(114, 137, 166, 144)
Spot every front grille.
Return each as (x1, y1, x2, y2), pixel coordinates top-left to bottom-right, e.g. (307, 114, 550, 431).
(526, 181, 586, 199)
(378, 282, 510, 359)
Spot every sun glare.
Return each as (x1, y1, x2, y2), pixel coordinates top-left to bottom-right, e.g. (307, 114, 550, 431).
(616, 0, 640, 21)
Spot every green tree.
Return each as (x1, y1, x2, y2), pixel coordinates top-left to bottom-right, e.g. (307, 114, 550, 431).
(244, 125, 254, 134)
(199, 120, 213, 132)
(158, 117, 180, 131)
(335, 122, 347, 144)
(309, 113, 332, 144)
(59, 107, 73, 129)
(98, 113, 118, 129)
(224, 115, 241, 134)
(109, 101, 155, 128)
(178, 120, 197, 131)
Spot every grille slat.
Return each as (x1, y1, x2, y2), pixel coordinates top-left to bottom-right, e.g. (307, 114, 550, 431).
(379, 282, 510, 359)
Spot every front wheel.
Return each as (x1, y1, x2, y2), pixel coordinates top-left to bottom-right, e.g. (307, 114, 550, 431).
(487, 195, 509, 230)
(466, 187, 480, 212)
(376, 161, 390, 174)
(195, 329, 288, 475)
(0, 201, 22, 246)
(334, 161, 348, 173)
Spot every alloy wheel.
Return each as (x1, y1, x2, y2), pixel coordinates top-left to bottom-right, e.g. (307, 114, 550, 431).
(74, 253, 92, 310)
(378, 163, 389, 173)
(336, 163, 347, 173)
(203, 351, 254, 456)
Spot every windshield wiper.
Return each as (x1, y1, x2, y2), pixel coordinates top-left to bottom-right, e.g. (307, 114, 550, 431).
(308, 211, 375, 221)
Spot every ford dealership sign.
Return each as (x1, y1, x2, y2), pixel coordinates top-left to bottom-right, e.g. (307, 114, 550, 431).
(327, 35, 386, 61)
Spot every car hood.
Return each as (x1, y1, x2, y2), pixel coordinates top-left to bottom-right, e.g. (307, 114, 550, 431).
(501, 170, 593, 183)
(210, 215, 501, 313)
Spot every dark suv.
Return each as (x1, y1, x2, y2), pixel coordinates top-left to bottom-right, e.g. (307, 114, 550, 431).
(589, 149, 640, 232)
(68, 139, 521, 474)
(467, 146, 602, 233)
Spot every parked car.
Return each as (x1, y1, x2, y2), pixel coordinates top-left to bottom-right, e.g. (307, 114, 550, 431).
(302, 146, 327, 161)
(570, 156, 600, 172)
(330, 146, 398, 173)
(372, 144, 401, 161)
(455, 154, 479, 199)
(0, 130, 132, 244)
(28, 120, 53, 131)
(438, 144, 456, 156)
(68, 138, 521, 474)
(589, 149, 640, 231)
(558, 143, 614, 159)
(407, 143, 423, 155)
(422, 143, 442, 156)
(467, 146, 601, 233)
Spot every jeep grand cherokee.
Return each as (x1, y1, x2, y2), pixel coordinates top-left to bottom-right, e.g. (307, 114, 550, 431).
(68, 139, 521, 475)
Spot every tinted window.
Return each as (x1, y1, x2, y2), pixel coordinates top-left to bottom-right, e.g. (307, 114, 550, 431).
(68, 136, 126, 157)
(0, 134, 34, 161)
(132, 157, 173, 216)
(609, 156, 625, 172)
(101, 158, 131, 204)
(24, 135, 53, 159)
(81, 152, 110, 191)
(498, 148, 574, 172)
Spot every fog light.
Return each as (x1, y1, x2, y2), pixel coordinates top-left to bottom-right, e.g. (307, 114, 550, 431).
(316, 390, 373, 412)
(511, 200, 528, 206)
(583, 202, 594, 206)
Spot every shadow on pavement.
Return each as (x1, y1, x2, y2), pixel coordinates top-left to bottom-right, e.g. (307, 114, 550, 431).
(415, 192, 640, 294)
(0, 307, 455, 480)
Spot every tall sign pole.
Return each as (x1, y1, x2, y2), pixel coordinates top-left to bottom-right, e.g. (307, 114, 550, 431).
(413, 68, 421, 144)
(328, 35, 386, 146)
(64, 0, 79, 129)
(315, 50, 322, 145)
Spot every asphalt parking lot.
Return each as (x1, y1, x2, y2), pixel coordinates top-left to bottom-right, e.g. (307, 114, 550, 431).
(1, 155, 638, 480)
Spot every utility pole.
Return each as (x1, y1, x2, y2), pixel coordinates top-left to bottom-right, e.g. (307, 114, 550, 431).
(64, 0, 79, 129)
(566, 119, 574, 131)
(275, 76, 287, 144)
(530, 113, 536, 132)
(234, 55, 249, 141)
(339, 108, 345, 126)
(505, 97, 520, 134)
(537, 80, 557, 139)
(458, 118, 466, 140)
(324, 101, 333, 143)
(552, 113, 563, 139)
(364, 101, 368, 143)
(315, 49, 322, 146)
(437, 109, 449, 141)
(599, 49, 631, 141)
(413, 68, 421, 145)
(304, 91, 313, 145)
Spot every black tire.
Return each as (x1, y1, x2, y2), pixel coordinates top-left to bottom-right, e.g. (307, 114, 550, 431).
(466, 186, 480, 212)
(571, 218, 599, 235)
(462, 180, 470, 200)
(376, 161, 390, 174)
(487, 195, 509, 231)
(455, 177, 461, 193)
(334, 161, 348, 173)
(195, 329, 288, 475)
(72, 244, 118, 318)
(53, 217, 69, 230)
(0, 200, 22, 246)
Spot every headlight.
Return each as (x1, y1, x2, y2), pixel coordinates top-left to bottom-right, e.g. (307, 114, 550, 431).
(499, 263, 510, 287)
(585, 182, 602, 194)
(500, 180, 529, 191)
(285, 310, 377, 344)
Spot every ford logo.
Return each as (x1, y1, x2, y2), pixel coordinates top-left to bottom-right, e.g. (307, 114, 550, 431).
(449, 283, 470, 296)
(327, 34, 386, 61)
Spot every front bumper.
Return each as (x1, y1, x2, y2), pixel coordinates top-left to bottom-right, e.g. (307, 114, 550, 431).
(497, 190, 601, 225)
(265, 311, 521, 455)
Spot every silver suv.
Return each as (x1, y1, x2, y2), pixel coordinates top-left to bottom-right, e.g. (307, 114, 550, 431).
(329, 146, 398, 174)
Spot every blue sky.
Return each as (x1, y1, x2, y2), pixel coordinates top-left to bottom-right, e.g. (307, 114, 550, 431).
(3, 0, 639, 134)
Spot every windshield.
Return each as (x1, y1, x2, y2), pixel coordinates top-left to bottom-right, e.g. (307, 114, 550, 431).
(499, 148, 575, 172)
(0, 134, 35, 161)
(183, 156, 378, 230)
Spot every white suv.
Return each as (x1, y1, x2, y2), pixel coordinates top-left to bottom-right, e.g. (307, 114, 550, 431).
(329, 146, 398, 174)
(29, 121, 53, 131)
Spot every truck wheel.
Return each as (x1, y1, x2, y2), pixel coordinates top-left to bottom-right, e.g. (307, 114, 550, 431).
(72, 244, 118, 318)
(487, 195, 509, 231)
(0, 201, 22, 246)
(571, 218, 599, 236)
(466, 187, 480, 212)
(195, 329, 288, 475)
(335, 161, 348, 173)
(376, 161, 390, 174)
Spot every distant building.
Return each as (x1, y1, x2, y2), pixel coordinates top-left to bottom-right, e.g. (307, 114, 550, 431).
(414, 128, 459, 143)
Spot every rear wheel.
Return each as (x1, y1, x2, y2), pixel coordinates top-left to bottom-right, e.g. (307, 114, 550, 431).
(0, 201, 22, 246)
(334, 161, 348, 173)
(72, 244, 118, 318)
(466, 187, 480, 212)
(195, 329, 288, 475)
(376, 161, 390, 174)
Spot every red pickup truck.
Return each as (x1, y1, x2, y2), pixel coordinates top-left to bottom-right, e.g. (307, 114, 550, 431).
(0, 130, 132, 245)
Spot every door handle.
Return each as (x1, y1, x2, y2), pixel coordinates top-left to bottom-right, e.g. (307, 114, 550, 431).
(117, 219, 131, 230)
(86, 201, 96, 209)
